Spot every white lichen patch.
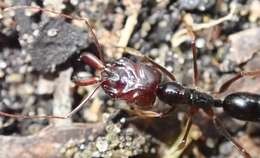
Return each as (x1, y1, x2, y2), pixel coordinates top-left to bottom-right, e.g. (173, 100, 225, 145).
(95, 137, 109, 152)
(62, 122, 156, 158)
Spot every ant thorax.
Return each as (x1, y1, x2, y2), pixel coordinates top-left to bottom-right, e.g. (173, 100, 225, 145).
(101, 57, 161, 109)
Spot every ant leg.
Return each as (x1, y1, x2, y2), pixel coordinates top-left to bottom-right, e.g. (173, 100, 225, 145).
(131, 108, 163, 118)
(178, 107, 198, 149)
(62, 83, 101, 118)
(117, 46, 176, 81)
(215, 51, 260, 94)
(121, 106, 176, 123)
(185, 24, 199, 86)
(216, 69, 260, 94)
(122, 107, 176, 123)
(178, 116, 192, 149)
(0, 83, 101, 120)
(73, 53, 104, 86)
(205, 108, 252, 158)
(72, 77, 100, 86)
(80, 53, 105, 70)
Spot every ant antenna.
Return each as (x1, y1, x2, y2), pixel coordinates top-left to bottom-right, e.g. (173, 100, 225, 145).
(0, 82, 102, 120)
(3, 5, 105, 63)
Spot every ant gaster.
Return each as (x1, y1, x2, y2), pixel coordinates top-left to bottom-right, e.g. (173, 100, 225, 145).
(2, 5, 260, 158)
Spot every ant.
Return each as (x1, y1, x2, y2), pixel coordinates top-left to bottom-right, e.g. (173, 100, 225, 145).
(1, 5, 260, 158)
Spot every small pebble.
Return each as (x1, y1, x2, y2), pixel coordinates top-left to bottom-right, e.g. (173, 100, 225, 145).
(79, 144, 85, 150)
(33, 29, 40, 37)
(179, 0, 200, 10)
(17, 83, 35, 96)
(91, 151, 101, 158)
(0, 60, 7, 69)
(120, 117, 126, 124)
(219, 141, 233, 155)
(5, 73, 23, 83)
(96, 137, 109, 152)
(36, 77, 55, 95)
(196, 38, 206, 49)
(0, 70, 4, 78)
(70, 0, 79, 6)
(206, 138, 215, 148)
(150, 147, 156, 154)
(179, 0, 215, 11)
(47, 28, 58, 37)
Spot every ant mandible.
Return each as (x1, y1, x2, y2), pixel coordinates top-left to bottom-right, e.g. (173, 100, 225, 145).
(1, 5, 260, 158)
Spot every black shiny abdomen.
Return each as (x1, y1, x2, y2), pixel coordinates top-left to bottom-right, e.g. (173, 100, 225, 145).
(223, 92, 260, 121)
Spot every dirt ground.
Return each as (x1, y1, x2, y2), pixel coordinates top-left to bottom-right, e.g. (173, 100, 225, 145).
(1, 0, 260, 158)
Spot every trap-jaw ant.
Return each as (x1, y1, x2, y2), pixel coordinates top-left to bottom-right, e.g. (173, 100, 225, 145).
(1, 5, 260, 158)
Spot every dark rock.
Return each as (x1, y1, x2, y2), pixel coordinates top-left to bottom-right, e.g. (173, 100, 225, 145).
(15, 15, 89, 72)
(14, 1, 90, 72)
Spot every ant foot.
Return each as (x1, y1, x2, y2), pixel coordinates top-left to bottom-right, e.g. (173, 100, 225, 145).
(177, 140, 186, 150)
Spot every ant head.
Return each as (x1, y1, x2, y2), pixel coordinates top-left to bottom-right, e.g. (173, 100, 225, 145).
(101, 58, 135, 97)
(101, 57, 162, 108)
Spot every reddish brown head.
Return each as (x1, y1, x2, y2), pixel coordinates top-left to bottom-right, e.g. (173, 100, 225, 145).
(78, 53, 161, 109)
(101, 58, 161, 109)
